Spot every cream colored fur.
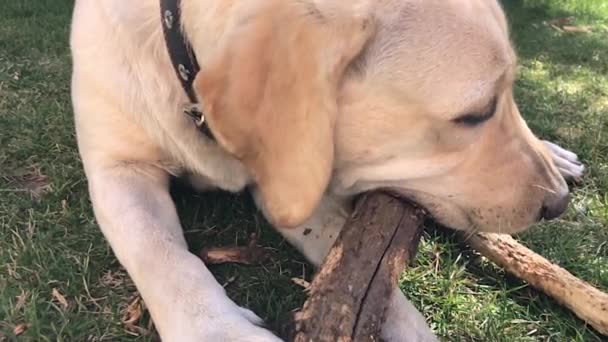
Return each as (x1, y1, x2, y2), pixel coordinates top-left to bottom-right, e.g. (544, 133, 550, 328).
(70, 0, 583, 340)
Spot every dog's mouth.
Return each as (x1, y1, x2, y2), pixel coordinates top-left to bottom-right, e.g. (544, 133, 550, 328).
(350, 187, 444, 225)
(374, 188, 429, 214)
(332, 178, 545, 234)
(375, 187, 524, 234)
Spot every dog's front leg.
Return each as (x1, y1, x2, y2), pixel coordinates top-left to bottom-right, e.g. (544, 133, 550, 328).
(255, 193, 438, 342)
(86, 164, 281, 342)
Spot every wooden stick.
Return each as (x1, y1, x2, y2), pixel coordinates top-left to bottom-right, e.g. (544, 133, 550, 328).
(465, 232, 608, 336)
(291, 192, 425, 342)
(285, 192, 608, 339)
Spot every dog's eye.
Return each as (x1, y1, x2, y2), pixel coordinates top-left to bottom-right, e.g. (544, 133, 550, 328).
(453, 96, 498, 127)
(453, 113, 490, 126)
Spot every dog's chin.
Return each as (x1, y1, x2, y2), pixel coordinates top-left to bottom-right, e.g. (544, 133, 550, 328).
(387, 188, 538, 235)
(430, 208, 539, 235)
(426, 207, 537, 235)
(332, 183, 539, 235)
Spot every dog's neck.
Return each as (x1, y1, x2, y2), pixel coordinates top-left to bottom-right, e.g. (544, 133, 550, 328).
(98, 0, 237, 74)
(178, 1, 240, 69)
(161, 0, 219, 139)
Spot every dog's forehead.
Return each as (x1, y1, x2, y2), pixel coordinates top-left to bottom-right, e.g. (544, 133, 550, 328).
(361, 0, 514, 115)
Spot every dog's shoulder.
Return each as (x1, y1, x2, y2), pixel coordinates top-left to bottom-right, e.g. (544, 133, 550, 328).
(71, 0, 251, 190)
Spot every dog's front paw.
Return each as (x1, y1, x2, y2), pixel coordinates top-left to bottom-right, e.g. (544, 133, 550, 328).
(160, 299, 282, 342)
(204, 307, 283, 342)
(542, 140, 585, 183)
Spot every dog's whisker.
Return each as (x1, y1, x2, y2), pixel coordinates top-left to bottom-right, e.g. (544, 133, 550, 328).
(531, 184, 557, 195)
(462, 227, 479, 242)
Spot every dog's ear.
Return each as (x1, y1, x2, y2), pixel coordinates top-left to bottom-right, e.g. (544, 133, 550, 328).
(193, 1, 374, 227)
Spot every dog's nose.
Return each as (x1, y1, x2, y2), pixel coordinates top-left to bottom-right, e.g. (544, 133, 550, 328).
(540, 193, 570, 220)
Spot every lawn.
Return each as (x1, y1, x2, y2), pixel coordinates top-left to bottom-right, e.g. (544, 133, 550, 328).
(1, 0, 607, 341)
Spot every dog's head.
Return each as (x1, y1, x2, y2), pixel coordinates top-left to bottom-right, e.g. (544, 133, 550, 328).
(193, 0, 569, 233)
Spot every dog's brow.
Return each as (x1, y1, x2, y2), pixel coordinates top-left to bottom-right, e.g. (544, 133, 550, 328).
(453, 96, 498, 126)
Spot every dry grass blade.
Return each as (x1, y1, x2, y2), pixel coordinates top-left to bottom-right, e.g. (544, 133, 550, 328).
(13, 323, 31, 336)
(121, 294, 149, 336)
(5, 166, 52, 199)
(51, 288, 69, 310)
(200, 234, 273, 265)
(291, 277, 311, 290)
(562, 25, 592, 33)
(543, 16, 592, 33)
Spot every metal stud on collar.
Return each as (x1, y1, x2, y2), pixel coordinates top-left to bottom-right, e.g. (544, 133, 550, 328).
(178, 63, 190, 81)
(163, 10, 174, 29)
(192, 109, 205, 128)
(161, 0, 214, 140)
(183, 104, 205, 127)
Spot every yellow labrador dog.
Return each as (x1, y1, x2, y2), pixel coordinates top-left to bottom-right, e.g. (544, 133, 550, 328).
(70, 0, 584, 340)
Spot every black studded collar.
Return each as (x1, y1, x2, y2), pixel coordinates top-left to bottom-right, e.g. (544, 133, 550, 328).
(160, 0, 214, 140)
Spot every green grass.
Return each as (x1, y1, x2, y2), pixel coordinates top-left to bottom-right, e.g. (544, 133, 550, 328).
(1, 0, 607, 340)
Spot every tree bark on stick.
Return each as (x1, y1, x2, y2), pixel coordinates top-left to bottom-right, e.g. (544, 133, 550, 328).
(465, 232, 608, 336)
(291, 192, 425, 342)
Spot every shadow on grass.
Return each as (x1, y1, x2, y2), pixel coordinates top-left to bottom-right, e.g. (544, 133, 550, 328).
(514, 67, 606, 138)
(169, 179, 311, 334)
(503, 0, 608, 74)
(425, 224, 606, 341)
(502, 0, 608, 195)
